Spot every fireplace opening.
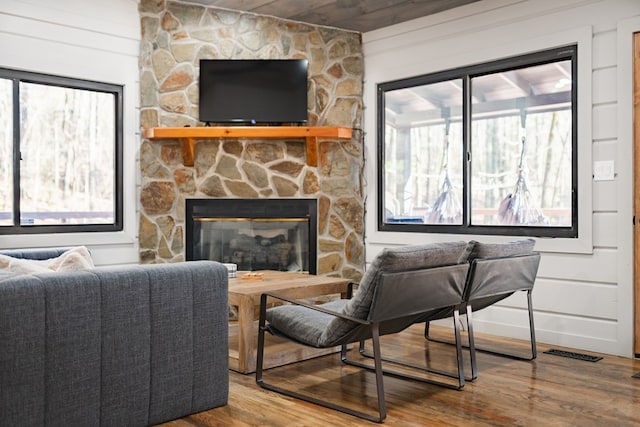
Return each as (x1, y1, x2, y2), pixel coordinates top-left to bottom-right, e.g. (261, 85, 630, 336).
(186, 199, 317, 274)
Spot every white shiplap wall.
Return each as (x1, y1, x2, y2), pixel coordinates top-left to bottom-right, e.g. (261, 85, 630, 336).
(0, 0, 141, 265)
(362, 0, 640, 357)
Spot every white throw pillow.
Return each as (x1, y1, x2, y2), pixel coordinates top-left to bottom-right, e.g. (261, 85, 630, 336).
(48, 246, 94, 271)
(0, 255, 51, 274)
(0, 246, 94, 274)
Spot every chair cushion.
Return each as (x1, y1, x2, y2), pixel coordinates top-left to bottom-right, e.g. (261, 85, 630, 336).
(464, 240, 538, 310)
(467, 239, 535, 260)
(320, 241, 469, 346)
(267, 242, 469, 348)
(266, 300, 347, 347)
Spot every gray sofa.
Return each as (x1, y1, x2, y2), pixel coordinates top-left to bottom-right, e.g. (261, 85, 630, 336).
(0, 248, 229, 427)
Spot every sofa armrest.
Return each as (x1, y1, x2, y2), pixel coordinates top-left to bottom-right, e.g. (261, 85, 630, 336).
(0, 247, 72, 260)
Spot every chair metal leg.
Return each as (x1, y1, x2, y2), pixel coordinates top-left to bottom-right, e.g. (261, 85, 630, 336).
(465, 306, 478, 380)
(425, 290, 537, 363)
(256, 308, 388, 423)
(527, 290, 537, 359)
(465, 291, 537, 361)
(371, 324, 387, 421)
(256, 294, 267, 384)
(452, 309, 466, 387)
(355, 314, 467, 389)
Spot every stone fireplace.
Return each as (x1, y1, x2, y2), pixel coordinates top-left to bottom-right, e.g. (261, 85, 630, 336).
(186, 198, 317, 273)
(138, 1, 365, 281)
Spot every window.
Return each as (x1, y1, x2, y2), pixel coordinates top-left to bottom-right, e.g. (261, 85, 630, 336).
(0, 68, 123, 234)
(378, 46, 577, 238)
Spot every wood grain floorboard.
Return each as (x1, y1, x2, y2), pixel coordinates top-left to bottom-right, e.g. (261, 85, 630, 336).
(158, 324, 640, 426)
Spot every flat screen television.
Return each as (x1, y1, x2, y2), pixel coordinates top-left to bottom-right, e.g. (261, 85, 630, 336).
(198, 59, 308, 125)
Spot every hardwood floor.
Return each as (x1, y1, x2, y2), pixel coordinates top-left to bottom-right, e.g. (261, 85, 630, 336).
(159, 324, 640, 426)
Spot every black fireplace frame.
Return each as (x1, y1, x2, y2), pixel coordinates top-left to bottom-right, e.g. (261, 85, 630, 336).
(185, 198, 317, 274)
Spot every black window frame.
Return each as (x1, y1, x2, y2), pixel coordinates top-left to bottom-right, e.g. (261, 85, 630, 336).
(0, 68, 123, 234)
(377, 45, 578, 238)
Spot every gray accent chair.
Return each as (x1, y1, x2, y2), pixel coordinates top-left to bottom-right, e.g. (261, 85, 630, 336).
(0, 248, 229, 427)
(425, 239, 541, 379)
(256, 242, 472, 423)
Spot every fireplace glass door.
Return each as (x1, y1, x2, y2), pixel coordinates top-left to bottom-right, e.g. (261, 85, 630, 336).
(192, 217, 310, 272)
(186, 198, 317, 274)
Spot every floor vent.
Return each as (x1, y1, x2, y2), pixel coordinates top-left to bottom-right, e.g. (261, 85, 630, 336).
(543, 349, 603, 362)
(633, 372, 640, 379)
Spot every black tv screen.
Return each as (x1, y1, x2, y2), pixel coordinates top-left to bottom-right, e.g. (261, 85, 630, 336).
(198, 59, 308, 124)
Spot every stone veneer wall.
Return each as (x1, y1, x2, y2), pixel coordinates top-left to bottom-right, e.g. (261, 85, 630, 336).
(138, 0, 365, 280)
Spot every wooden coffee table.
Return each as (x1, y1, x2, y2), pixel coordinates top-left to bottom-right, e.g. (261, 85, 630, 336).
(228, 270, 351, 374)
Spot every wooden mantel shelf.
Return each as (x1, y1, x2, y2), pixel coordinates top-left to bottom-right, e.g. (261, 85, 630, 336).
(144, 126, 353, 167)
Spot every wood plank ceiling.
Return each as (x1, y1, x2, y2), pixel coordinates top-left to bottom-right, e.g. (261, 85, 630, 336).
(183, 0, 481, 33)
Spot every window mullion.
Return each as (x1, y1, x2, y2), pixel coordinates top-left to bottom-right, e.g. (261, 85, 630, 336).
(11, 78, 20, 227)
(462, 74, 471, 228)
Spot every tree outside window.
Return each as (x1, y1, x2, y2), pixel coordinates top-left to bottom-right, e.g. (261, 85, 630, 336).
(0, 69, 123, 234)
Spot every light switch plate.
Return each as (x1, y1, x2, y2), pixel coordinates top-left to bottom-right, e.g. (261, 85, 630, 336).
(593, 160, 615, 181)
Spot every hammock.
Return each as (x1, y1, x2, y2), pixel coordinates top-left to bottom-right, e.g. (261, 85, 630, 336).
(497, 111, 546, 225)
(426, 117, 462, 224)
